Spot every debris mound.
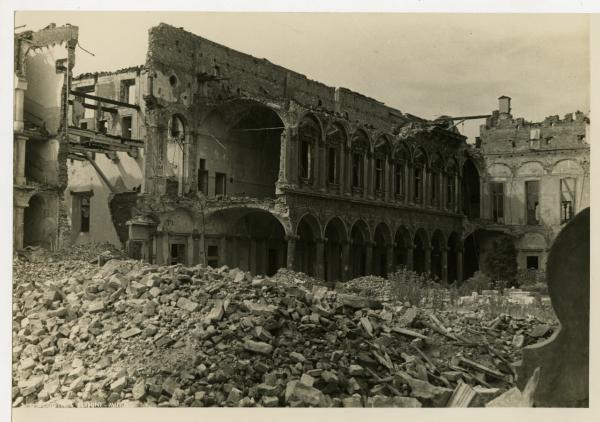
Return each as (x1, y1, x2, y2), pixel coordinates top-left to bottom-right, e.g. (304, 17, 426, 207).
(12, 252, 556, 408)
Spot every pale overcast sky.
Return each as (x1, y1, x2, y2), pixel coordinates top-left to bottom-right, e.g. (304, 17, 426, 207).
(15, 12, 589, 141)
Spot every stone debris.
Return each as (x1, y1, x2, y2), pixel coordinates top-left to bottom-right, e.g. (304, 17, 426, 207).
(12, 249, 557, 408)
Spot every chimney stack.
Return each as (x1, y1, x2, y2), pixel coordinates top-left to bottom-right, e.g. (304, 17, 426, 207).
(498, 95, 511, 115)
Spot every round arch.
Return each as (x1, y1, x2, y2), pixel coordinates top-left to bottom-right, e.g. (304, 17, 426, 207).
(349, 219, 370, 278)
(324, 216, 348, 283)
(394, 226, 411, 270)
(430, 230, 446, 280)
(447, 232, 461, 283)
(373, 222, 393, 277)
(295, 213, 322, 277)
(413, 228, 429, 274)
(221, 209, 288, 275)
(462, 157, 481, 218)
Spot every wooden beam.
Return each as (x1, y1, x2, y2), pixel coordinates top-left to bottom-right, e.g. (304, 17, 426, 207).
(69, 99, 117, 114)
(68, 126, 144, 148)
(70, 90, 140, 110)
(69, 143, 138, 154)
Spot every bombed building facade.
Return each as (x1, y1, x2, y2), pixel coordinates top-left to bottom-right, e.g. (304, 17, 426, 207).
(13, 24, 78, 251)
(463, 96, 590, 279)
(15, 23, 590, 285)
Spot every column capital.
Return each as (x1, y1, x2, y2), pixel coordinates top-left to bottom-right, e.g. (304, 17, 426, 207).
(285, 234, 299, 242)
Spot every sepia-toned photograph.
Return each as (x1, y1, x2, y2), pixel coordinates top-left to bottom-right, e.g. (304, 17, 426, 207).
(8, 6, 592, 414)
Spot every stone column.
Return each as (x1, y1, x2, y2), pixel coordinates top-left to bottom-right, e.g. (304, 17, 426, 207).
(319, 144, 327, 192)
(345, 150, 352, 196)
(386, 243, 394, 276)
(455, 175, 460, 213)
(384, 159, 391, 202)
(14, 77, 27, 133)
(250, 238, 258, 274)
(366, 154, 374, 200)
(338, 147, 346, 195)
(441, 247, 448, 283)
(312, 141, 320, 190)
(15, 135, 28, 185)
(315, 238, 325, 280)
(161, 232, 169, 265)
(341, 240, 350, 281)
(284, 127, 299, 188)
(408, 166, 414, 205)
(13, 205, 25, 250)
(424, 245, 432, 275)
(365, 241, 374, 275)
(277, 128, 290, 188)
(457, 245, 464, 283)
(406, 246, 414, 271)
(187, 235, 194, 266)
(286, 235, 298, 270)
(219, 236, 227, 267)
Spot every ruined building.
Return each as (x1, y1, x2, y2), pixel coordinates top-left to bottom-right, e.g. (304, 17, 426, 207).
(13, 24, 78, 251)
(15, 23, 590, 285)
(462, 96, 590, 279)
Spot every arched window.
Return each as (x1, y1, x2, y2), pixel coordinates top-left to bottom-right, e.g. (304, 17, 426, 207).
(393, 146, 408, 199)
(413, 149, 426, 205)
(374, 136, 390, 195)
(325, 123, 345, 186)
(446, 159, 458, 210)
(298, 118, 320, 182)
(430, 154, 443, 207)
(351, 130, 369, 192)
(169, 115, 185, 140)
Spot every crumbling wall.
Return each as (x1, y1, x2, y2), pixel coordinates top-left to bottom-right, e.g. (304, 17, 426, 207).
(480, 111, 588, 154)
(109, 191, 139, 245)
(24, 44, 70, 135)
(65, 151, 143, 247)
(147, 23, 413, 134)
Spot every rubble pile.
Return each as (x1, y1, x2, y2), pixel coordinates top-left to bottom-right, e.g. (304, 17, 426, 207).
(340, 276, 390, 301)
(12, 254, 557, 408)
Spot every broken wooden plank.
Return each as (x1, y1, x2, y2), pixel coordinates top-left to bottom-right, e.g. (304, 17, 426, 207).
(447, 381, 477, 407)
(392, 326, 430, 340)
(458, 357, 507, 381)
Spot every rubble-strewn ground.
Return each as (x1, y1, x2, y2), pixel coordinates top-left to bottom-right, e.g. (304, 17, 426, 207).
(12, 245, 557, 408)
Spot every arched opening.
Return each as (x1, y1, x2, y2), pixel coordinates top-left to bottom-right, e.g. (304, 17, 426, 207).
(350, 130, 369, 194)
(295, 214, 321, 277)
(325, 123, 346, 188)
(201, 102, 284, 199)
(373, 137, 391, 197)
(373, 223, 391, 277)
(393, 145, 408, 201)
(413, 229, 428, 274)
(394, 226, 411, 270)
(430, 154, 443, 209)
(23, 194, 50, 249)
(431, 230, 444, 280)
(350, 220, 369, 278)
(298, 117, 320, 184)
(413, 149, 427, 206)
(447, 232, 460, 283)
(324, 217, 347, 283)
(446, 158, 458, 211)
(226, 209, 287, 276)
(463, 232, 479, 281)
(463, 229, 515, 282)
(227, 106, 284, 198)
(462, 158, 480, 218)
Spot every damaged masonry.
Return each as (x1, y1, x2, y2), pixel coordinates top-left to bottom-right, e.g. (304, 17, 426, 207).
(14, 23, 590, 282)
(12, 21, 590, 408)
